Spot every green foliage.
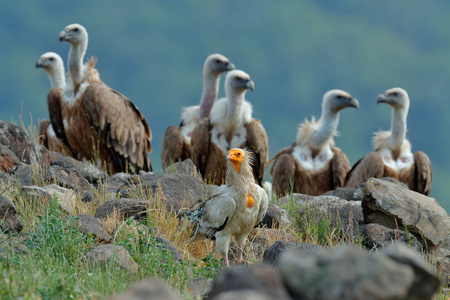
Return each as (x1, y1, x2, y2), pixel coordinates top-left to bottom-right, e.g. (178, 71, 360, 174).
(192, 252, 222, 280)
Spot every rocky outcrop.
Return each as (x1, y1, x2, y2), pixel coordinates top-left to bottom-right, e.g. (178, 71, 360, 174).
(0, 195, 23, 233)
(362, 178, 450, 248)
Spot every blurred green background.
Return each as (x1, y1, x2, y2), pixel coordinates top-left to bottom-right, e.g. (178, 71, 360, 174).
(1, 1, 448, 210)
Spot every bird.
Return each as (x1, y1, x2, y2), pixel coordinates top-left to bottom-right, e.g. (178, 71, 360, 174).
(186, 148, 269, 267)
(345, 87, 432, 195)
(161, 54, 235, 168)
(270, 89, 359, 197)
(50, 23, 152, 173)
(191, 70, 268, 186)
(35, 52, 76, 157)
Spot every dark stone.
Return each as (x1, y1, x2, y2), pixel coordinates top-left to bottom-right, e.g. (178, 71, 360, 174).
(260, 204, 290, 228)
(363, 223, 423, 251)
(0, 121, 35, 165)
(106, 278, 181, 300)
(322, 187, 359, 201)
(163, 159, 201, 178)
(186, 278, 213, 299)
(0, 170, 12, 185)
(155, 236, 183, 263)
(263, 241, 322, 267)
(81, 190, 94, 203)
(10, 162, 34, 186)
(207, 265, 290, 300)
(85, 244, 138, 273)
(0, 145, 19, 173)
(69, 214, 112, 242)
(0, 195, 23, 233)
(94, 198, 149, 220)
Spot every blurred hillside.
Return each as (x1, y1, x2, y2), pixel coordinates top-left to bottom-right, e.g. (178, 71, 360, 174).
(1, 1, 449, 210)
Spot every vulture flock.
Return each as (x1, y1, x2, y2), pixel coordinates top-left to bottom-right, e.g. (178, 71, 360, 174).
(36, 24, 432, 265)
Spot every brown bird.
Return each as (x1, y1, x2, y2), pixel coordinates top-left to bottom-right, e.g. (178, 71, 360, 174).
(270, 89, 359, 197)
(191, 70, 268, 186)
(161, 54, 234, 168)
(345, 87, 432, 195)
(36, 52, 76, 157)
(187, 148, 269, 267)
(48, 23, 152, 173)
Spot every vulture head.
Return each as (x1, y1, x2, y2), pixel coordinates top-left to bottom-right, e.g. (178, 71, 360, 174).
(323, 89, 359, 113)
(226, 148, 253, 176)
(225, 70, 255, 96)
(377, 87, 410, 110)
(36, 52, 64, 72)
(205, 54, 235, 75)
(59, 24, 88, 46)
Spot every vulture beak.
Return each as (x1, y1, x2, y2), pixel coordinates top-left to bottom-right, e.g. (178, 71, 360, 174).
(225, 62, 235, 72)
(246, 80, 255, 92)
(377, 93, 388, 104)
(227, 148, 244, 173)
(348, 97, 359, 110)
(59, 29, 69, 42)
(35, 58, 44, 69)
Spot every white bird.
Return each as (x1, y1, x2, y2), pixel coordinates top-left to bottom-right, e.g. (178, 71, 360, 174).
(187, 148, 268, 267)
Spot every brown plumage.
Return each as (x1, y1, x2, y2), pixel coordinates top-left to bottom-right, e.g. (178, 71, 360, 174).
(270, 90, 359, 197)
(52, 23, 152, 173)
(161, 54, 234, 168)
(191, 70, 268, 186)
(345, 88, 432, 195)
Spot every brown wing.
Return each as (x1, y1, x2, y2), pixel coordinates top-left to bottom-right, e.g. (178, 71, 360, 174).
(191, 118, 212, 179)
(161, 125, 189, 168)
(269, 147, 296, 197)
(47, 87, 76, 156)
(330, 147, 351, 189)
(82, 83, 152, 173)
(345, 151, 385, 188)
(412, 151, 432, 196)
(244, 119, 269, 186)
(38, 119, 50, 148)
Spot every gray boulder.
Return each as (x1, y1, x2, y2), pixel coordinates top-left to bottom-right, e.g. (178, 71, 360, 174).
(155, 236, 183, 263)
(211, 290, 278, 300)
(263, 241, 323, 266)
(0, 195, 23, 233)
(207, 265, 290, 300)
(322, 187, 359, 201)
(0, 121, 35, 166)
(363, 223, 423, 251)
(279, 244, 440, 300)
(22, 184, 77, 214)
(94, 198, 150, 220)
(260, 204, 291, 228)
(362, 178, 450, 248)
(69, 214, 112, 242)
(85, 244, 138, 273)
(105, 278, 181, 300)
(0, 145, 19, 173)
(0, 171, 12, 185)
(185, 278, 213, 299)
(163, 159, 201, 178)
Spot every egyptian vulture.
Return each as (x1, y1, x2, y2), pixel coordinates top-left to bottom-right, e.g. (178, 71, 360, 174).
(36, 52, 75, 157)
(187, 148, 269, 267)
(161, 54, 235, 168)
(270, 90, 359, 197)
(50, 23, 152, 173)
(345, 88, 432, 195)
(191, 70, 268, 186)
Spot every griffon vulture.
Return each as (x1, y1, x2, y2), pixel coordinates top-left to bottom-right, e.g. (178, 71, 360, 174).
(270, 90, 359, 196)
(161, 54, 235, 168)
(51, 23, 152, 173)
(191, 70, 268, 186)
(345, 88, 432, 195)
(36, 52, 75, 157)
(186, 148, 269, 267)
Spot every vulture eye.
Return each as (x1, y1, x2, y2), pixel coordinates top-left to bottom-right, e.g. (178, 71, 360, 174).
(49, 57, 55, 62)
(391, 92, 398, 97)
(73, 28, 79, 33)
(214, 59, 220, 64)
(337, 95, 343, 99)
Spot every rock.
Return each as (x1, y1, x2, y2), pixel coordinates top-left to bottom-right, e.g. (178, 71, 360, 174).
(211, 290, 276, 300)
(106, 278, 181, 300)
(0, 121, 35, 165)
(279, 244, 440, 300)
(0, 234, 29, 259)
(0, 145, 19, 173)
(10, 162, 34, 186)
(322, 187, 359, 201)
(69, 214, 112, 242)
(81, 190, 94, 202)
(163, 159, 201, 178)
(41, 165, 94, 191)
(207, 265, 290, 300)
(278, 193, 363, 236)
(263, 241, 322, 266)
(186, 278, 213, 299)
(433, 254, 450, 286)
(362, 178, 450, 248)
(0, 195, 23, 233)
(363, 223, 423, 251)
(22, 184, 77, 214)
(85, 244, 138, 273)
(94, 198, 149, 220)
(119, 172, 205, 212)
(155, 236, 183, 263)
(381, 243, 441, 299)
(105, 172, 135, 193)
(0, 170, 12, 185)
(260, 204, 290, 228)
